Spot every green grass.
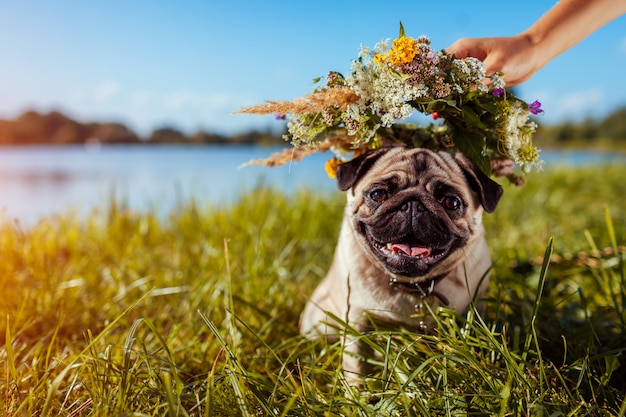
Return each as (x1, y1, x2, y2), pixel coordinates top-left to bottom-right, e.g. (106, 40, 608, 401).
(1, 164, 625, 416)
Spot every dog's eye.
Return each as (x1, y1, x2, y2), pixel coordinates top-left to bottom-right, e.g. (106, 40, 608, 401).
(442, 195, 462, 211)
(369, 189, 389, 203)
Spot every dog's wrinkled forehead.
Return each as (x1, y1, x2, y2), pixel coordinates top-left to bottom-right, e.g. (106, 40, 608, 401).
(364, 148, 458, 187)
(340, 148, 460, 193)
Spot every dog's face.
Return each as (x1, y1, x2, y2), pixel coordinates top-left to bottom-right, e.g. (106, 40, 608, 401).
(336, 147, 503, 278)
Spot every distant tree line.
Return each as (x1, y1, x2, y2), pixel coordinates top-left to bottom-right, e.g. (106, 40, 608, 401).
(0, 110, 285, 146)
(534, 107, 626, 148)
(0, 107, 624, 147)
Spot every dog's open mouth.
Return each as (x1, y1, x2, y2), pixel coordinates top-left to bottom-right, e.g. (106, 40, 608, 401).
(372, 238, 450, 263)
(386, 242, 433, 259)
(364, 227, 454, 276)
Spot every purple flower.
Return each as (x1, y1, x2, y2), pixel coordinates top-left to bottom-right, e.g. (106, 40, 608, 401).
(528, 100, 544, 115)
(275, 114, 286, 120)
(492, 88, 504, 97)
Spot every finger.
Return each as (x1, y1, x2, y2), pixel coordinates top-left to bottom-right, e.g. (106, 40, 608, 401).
(444, 39, 470, 58)
(445, 38, 488, 61)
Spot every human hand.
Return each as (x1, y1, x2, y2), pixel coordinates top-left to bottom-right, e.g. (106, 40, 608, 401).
(446, 0, 626, 87)
(446, 34, 540, 87)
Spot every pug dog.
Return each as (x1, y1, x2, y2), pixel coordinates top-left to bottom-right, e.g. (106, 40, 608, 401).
(299, 147, 503, 379)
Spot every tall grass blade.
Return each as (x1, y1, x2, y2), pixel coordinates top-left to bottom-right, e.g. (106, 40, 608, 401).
(522, 237, 553, 391)
(619, 392, 626, 417)
(227, 370, 251, 417)
(604, 205, 618, 251)
(4, 315, 17, 384)
(39, 291, 151, 415)
(604, 206, 626, 329)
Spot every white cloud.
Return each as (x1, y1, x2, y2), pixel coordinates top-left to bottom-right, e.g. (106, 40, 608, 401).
(13, 81, 275, 135)
(129, 90, 155, 108)
(98, 88, 266, 134)
(527, 88, 606, 121)
(163, 90, 241, 111)
(93, 80, 120, 102)
(159, 89, 269, 130)
(0, 78, 273, 135)
(69, 88, 87, 103)
(69, 80, 121, 104)
(559, 88, 604, 114)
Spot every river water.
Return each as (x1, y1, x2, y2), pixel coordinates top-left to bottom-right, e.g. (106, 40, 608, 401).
(0, 145, 623, 226)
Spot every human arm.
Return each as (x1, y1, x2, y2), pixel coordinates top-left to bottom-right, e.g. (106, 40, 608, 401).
(446, 0, 626, 86)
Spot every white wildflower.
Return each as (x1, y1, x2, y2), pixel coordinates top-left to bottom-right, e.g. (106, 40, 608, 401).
(464, 57, 487, 80)
(371, 38, 390, 56)
(348, 58, 378, 105)
(369, 69, 428, 126)
(490, 73, 506, 90)
(499, 101, 541, 172)
(501, 103, 528, 154)
(358, 44, 371, 60)
(450, 57, 488, 93)
(344, 54, 427, 131)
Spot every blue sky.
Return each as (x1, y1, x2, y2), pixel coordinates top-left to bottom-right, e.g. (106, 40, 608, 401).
(1, 1, 625, 137)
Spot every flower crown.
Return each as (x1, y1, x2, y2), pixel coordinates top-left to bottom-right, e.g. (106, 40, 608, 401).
(235, 23, 543, 185)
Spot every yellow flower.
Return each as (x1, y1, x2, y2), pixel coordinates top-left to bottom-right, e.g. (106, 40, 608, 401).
(373, 53, 387, 65)
(389, 36, 419, 65)
(374, 36, 419, 67)
(325, 157, 342, 178)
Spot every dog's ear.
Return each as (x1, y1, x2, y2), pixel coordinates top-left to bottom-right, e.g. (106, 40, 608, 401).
(453, 154, 503, 213)
(336, 148, 388, 191)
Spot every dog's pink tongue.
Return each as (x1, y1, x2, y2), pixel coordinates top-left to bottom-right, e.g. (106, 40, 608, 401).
(391, 243, 430, 257)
